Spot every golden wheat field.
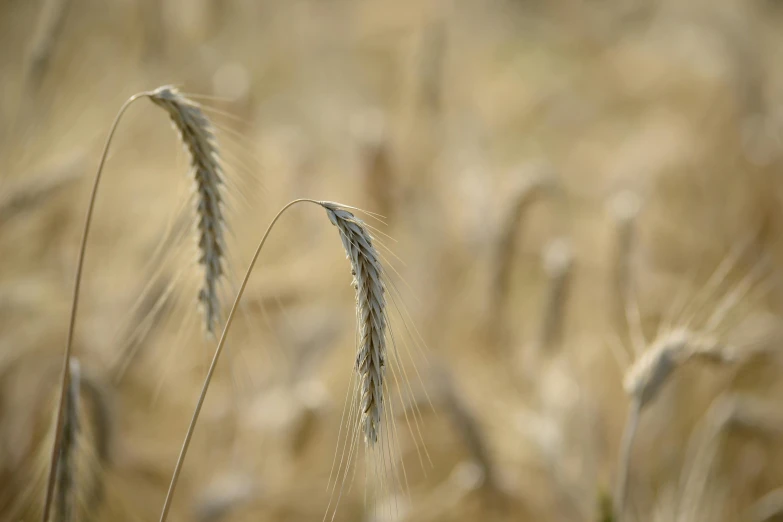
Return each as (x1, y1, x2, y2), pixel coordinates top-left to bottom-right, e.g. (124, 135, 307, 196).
(4, 0, 783, 521)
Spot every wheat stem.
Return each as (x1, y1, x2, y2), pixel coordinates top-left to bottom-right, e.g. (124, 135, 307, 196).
(158, 198, 318, 522)
(42, 91, 148, 522)
(149, 86, 227, 337)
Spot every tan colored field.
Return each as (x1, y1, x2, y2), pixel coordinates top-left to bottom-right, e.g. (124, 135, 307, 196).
(4, 1, 783, 521)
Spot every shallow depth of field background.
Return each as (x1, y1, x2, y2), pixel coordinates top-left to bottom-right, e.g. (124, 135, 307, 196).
(4, 0, 783, 521)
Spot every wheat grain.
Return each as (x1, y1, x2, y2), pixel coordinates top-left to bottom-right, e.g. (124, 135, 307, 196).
(323, 202, 387, 445)
(149, 85, 226, 338)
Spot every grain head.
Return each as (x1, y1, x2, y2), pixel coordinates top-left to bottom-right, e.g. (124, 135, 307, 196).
(149, 85, 226, 338)
(322, 202, 387, 445)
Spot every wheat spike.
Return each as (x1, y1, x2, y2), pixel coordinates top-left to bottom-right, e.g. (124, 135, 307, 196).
(488, 169, 554, 339)
(537, 238, 573, 354)
(323, 202, 387, 445)
(614, 329, 737, 518)
(149, 86, 226, 337)
(623, 329, 736, 408)
(53, 359, 80, 522)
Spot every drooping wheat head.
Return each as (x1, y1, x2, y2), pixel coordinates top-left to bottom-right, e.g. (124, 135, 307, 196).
(323, 202, 387, 445)
(623, 329, 737, 409)
(615, 328, 738, 518)
(488, 169, 554, 338)
(149, 85, 226, 337)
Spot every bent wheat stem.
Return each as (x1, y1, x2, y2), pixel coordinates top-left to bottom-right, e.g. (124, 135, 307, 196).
(159, 198, 317, 522)
(42, 91, 148, 522)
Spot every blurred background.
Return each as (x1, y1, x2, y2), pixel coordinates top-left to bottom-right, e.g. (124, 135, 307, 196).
(4, 0, 783, 520)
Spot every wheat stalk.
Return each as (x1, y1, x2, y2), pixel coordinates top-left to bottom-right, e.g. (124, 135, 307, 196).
(42, 91, 145, 522)
(537, 238, 573, 354)
(149, 85, 226, 338)
(431, 363, 498, 498)
(488, 170, 553, 338)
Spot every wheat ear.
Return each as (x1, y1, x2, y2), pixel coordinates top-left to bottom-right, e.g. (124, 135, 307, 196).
(52, 358, 80, 522)
(322, 202, 387, 444)
(42, 91, 148, 522)
(149, 86, 226, 338)
(159, 199, 387, 522)
(613, 329, 737, 518)
(489, 171, 552, 336)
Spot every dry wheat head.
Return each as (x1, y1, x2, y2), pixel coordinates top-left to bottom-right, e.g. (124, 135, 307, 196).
(322, 202, 386, 445)
(149, 86, 226, 337)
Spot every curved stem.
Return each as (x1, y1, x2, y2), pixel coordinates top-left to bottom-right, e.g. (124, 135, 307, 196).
(614, 398, 641, 521)
(158, 198, 320, 522)
(42, 92, 149, 522)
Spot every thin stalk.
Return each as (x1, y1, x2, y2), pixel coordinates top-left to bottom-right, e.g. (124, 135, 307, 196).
(42, 91, 149, 522)
(158, 198, 318, 522)
(614, 398, 641, 520)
